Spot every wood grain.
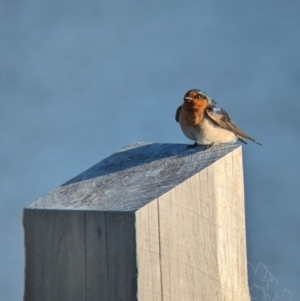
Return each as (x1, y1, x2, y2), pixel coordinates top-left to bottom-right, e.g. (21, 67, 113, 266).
(135, 147, 250, 301)
(24, 210, 137, 301)
(84, 211, 108, 300)
(160, 147, 249, 300)
(23, 210, 86, 301)
(24, 142, 250, 301)
(27, 143, 238, 211)
(136, 200, 162, 301)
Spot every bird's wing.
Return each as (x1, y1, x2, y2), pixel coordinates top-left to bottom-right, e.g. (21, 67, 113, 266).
(175, 105, 182, 122)
(205, 105, 262, 145)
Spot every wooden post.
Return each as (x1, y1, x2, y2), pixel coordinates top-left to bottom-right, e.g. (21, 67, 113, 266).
(23, 142, 251, 301)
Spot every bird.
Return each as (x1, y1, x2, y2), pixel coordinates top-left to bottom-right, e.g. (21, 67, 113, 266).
(175, 89, 261, 149)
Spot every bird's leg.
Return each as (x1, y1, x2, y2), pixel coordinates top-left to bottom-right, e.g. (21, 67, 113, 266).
(187, 141, 199, 149)
(204, 143, 214, 150)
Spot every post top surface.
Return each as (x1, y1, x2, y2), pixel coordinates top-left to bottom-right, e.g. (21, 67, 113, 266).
(27, 142, 239, 211)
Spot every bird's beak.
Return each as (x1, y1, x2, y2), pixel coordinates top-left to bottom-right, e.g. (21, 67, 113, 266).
(184, 97, 193, 101)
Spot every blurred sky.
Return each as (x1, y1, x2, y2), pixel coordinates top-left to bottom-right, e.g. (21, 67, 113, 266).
(1, 0, 300, 300)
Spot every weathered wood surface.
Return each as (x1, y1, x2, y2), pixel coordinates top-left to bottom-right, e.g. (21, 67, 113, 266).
(135, 145, 249, 301)
(24, 142, 250, 301)
(27, 142, 238, 211)
(23, 210, 137, 301)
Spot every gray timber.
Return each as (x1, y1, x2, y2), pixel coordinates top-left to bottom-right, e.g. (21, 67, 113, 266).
(26, 142, 238, 211)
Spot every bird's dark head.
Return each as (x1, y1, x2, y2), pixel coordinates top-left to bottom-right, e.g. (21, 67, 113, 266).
(183, 89, 215, 105)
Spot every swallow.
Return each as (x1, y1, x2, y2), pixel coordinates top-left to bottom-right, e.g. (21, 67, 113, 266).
(175, 89, 262, 148)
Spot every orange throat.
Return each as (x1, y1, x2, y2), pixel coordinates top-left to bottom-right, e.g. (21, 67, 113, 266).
(181, 99, 208, 126)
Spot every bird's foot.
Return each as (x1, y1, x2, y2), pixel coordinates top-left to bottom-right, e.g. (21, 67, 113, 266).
(187, 142, 199, 149)
(187, 142, 215, 150)
(204, 143, 214, 150)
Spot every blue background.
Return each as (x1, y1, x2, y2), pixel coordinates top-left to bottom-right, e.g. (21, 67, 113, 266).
(1, 0, 299, 300)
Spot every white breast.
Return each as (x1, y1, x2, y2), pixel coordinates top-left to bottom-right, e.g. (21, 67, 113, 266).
(180, 116, 237, 145)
